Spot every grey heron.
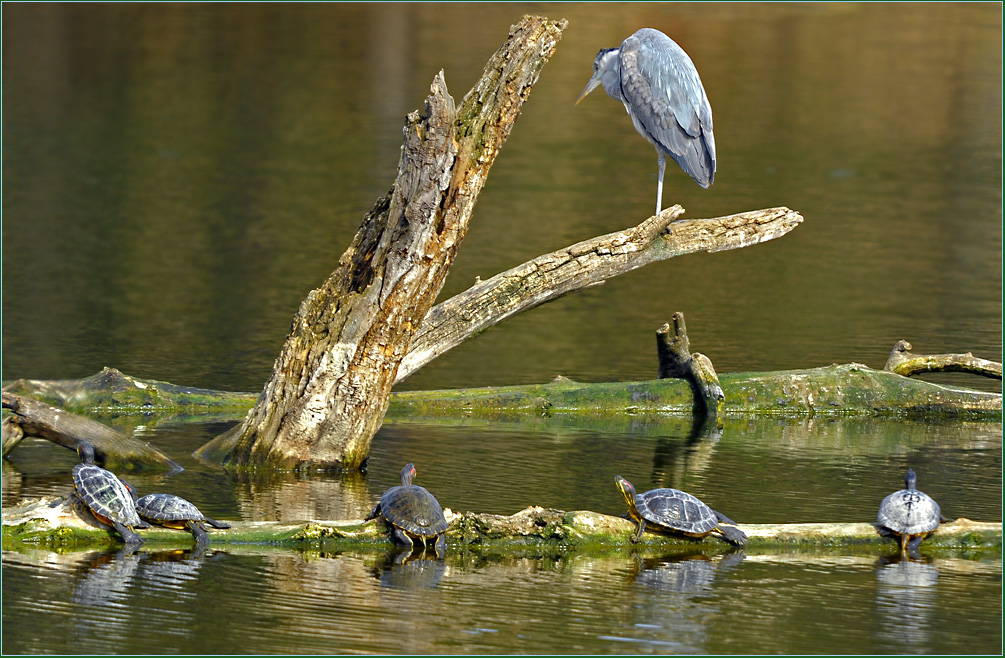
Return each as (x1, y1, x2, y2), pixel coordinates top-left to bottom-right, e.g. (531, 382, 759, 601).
(577, 28, 716, 215)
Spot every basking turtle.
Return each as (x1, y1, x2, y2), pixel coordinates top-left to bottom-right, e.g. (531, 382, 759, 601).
(366, 463, 448, 557)
(133, 493, 232, 546)
(876, 469, 947, 552)
(615, 475, 747, 546)
(71, 442, 149, 545)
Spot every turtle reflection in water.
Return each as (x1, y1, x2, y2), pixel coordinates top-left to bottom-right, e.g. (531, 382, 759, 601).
(366, 463, 449, 558)
(375, 551, 447, 590)
(631, 551, 745, 594)
(71, 442, 150, 545)
(876, 469, 951, 553)
(615, 475, 747, 546)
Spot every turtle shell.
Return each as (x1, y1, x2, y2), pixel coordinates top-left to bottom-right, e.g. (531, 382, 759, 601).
(877, 487, 940, 536)
(72, 462, 144, 529)
(634, 487, 719, 537)
(379, 485, 448, 539)
(135, 493, 205, 523)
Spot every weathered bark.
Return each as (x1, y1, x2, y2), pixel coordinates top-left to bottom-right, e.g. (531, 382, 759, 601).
(885, 339, 1003, 380)
(1, 392, 181, 471)
(656, 313, 724, 420)
(195, 16, 568, 470)
(396, 206, 803, 382)
(1, 416, 24, 457)
(3, 497, 1000, 551)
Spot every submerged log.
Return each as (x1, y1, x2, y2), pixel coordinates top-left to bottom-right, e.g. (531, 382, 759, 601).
(3, 498, 999, 552)
(885, 340, 1003, 380)
(1, 392, 181, 471)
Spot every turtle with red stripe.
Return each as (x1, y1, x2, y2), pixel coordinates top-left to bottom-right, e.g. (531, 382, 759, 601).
(71, 442, 149, 544)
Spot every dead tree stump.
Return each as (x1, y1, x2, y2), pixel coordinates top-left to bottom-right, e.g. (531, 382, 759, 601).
(195, 16, 568, 470)
(656, 313, 724, 421)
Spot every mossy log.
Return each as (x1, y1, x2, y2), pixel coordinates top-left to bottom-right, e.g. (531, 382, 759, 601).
(2, 367, 255, 415)
(3, 498, 999, 553)
(388, 363, 1001, 420)
(3, 361, 1001, 442)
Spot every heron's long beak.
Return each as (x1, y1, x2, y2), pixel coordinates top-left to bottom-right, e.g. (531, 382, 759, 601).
(576, 76, 601, 105)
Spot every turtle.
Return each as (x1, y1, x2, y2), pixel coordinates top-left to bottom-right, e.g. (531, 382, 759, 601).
(71, 442, 149, 545)
(615, 475, 747, 546)
(365, 463, 448, 557)
(876, 468, 949, 553)
(133, 493, 232, 546)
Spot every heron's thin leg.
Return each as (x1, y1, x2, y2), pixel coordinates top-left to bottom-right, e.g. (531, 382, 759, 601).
(656, 151, 666, 215)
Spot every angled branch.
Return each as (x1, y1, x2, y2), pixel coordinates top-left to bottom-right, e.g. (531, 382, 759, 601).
(2, 392, 181, 471)
(397, 206, 803, 381)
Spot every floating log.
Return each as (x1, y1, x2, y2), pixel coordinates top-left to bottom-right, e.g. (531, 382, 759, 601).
(3, 498, 1000, 553)
(2, 367, 254, 414)
(4, 361, 1000, 430)
(388, 363, 1001, 420)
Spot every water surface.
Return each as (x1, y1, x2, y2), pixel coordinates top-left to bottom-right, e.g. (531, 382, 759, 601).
(2, 3, 1001, 655)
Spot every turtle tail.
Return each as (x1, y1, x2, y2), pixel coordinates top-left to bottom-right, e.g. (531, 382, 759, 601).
(716, 523, 747, 547)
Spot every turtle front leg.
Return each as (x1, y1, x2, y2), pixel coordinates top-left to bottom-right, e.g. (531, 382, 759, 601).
(434, 533, 446, 559)
(112, 521, 144, 545)
(187, 520, 211, 547)
(907, 533, 929, 552)
(392, 528, 414, 550)
(630, 518, 646, 544)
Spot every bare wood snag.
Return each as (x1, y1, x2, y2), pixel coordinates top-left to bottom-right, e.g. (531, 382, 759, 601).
(196, 16, 569, 470)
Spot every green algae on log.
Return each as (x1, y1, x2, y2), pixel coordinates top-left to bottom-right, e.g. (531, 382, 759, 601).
(4, 498, 1000, 553)
(4, 363, 1001, 426)
(388, 363, 1001, 420)
(2, 367, 256, 414)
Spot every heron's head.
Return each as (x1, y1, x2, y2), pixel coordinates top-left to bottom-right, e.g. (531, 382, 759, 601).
(576, 47, 620, 105)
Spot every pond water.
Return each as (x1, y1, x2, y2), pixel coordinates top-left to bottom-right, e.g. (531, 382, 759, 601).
(2, 2, 1001, 655)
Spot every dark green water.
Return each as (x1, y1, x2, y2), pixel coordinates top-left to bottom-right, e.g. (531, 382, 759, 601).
(2, 3, 1001, 654)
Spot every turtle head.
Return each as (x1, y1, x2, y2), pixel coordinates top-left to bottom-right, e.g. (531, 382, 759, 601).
(76, 442, 96, 465)
(904, 468, 917, 490)
(614, 475, 637, 509)
(120, 479, 139, 503)
(400, 462, 416, 486)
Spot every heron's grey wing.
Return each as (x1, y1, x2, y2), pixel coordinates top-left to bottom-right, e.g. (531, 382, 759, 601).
(619, 30, 715, 187)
